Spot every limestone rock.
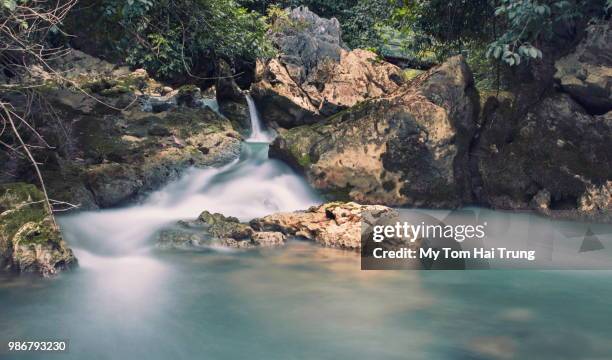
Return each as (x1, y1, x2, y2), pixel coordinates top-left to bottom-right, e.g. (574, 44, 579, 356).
(215, 60, 250, 131)
(554, 19, 612, 114)
(270, 56, 479, 208)
(250, 202, 397, 250)
(0, 183, 77, 276)
(251, 7, 403, 127)
(156, 211, 284, 250)
(475, 94, 612, 222)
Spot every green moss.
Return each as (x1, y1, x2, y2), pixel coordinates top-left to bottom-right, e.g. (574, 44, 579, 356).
(0, 183, 44, 211)
(13, 218, 60, 246)
(0, 183, 50, 243)
(323, 186, 353, 202)
(402, 68, 425, 81)
(297, 153, 312, 167)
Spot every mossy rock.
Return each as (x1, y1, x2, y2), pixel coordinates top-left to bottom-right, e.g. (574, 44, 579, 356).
(0, 183, 77, 276)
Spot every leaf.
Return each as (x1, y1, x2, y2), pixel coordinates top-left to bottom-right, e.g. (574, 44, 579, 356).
(493, 46, 502, 59)
(529, 47, 538, 58)
(2, 0, 16, 11)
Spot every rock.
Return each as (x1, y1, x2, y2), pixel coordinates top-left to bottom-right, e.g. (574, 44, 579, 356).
(554, 19, 612, 114)
(155, 211, 285, 250)
(176, 85, 202, 107)
(252, 232, 286, 247)
(216, 60, 244, 103)
(250, 202, 397, 250)
(28, 89, 241, 209)
(215, 60, 250, 131)
(156, 202, 396, 251)
(475, 94, 612, 222)
(270, 56, 479, 208)
(530, 189, 552, 215)
(578, 181, 612, 220)
(250, 6, 403, 127)
(0, 183, 77, 276)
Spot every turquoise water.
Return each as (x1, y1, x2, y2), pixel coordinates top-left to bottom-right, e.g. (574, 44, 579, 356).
(2, 243, 612, 359)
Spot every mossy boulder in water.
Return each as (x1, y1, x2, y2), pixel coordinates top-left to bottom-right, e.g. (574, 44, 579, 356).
(0, 183, 77, 276)
(156, 211, 285, 250)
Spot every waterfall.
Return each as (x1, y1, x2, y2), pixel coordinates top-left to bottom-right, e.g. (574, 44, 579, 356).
(59, 96, 320, 255)
(245, 94, 272, 143)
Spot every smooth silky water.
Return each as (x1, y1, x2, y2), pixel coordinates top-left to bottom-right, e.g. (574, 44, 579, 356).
(1, 98, 612, 360)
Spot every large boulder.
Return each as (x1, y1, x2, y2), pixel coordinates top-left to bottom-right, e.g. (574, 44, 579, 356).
(270, 56, 479, 208)
(250, 6, 403, 127)
(475, 94, 612, 222)
(0, 183, 77, 276)
(554, 19, 612, 114)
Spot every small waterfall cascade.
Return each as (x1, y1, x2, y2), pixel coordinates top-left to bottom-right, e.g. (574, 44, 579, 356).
(59, 96, 320, 256)
(245, 94, 272, 143)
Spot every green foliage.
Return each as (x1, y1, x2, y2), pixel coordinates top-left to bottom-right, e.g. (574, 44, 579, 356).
(1, 0, 17, 11)
(265, 4, 309, 32)
(239, 0, 399, 51)
(392, 0, 608, 68)
(391, 0, 495, 61)
(486, 0, 579, 66)
(101, 0, 273, 79)
(340, 0, 397, 50)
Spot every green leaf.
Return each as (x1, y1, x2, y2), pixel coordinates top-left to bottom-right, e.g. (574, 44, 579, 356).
(2, 0, 16, 11)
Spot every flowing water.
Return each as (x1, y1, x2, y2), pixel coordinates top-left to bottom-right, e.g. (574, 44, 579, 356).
(1, 98, 612, 360)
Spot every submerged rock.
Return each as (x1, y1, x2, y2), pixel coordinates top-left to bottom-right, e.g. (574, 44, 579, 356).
(251, 6, 403, 127)
(0, 183, 77, 276)
(270, 56, 479, 208)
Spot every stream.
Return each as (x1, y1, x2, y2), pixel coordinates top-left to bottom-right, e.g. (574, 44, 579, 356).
(1, 97, 612, 359)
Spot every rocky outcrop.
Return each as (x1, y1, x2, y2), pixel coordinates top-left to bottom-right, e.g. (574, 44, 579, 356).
(475, 94, 612, 222)
(156, 202, 396, 251)
(251, 202, 397, 250)
(554, 19, 612, 115)
(156, 211, 285, 249)
(0, 183, 77, 276)
(4, 51, 242, 210)
(250, 6, 403, 128)
(270, 56, 479, 208)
